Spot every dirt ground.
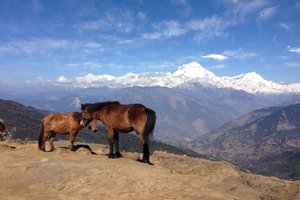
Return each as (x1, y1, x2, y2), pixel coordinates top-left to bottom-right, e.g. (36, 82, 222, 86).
(0, 140, 300, 200)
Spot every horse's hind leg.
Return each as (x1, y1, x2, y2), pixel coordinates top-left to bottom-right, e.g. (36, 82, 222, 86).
(142, 143, 150, 164)
(114, 131, 122, 158)
(49, 131, 56, 152)
(135, 129, 151, 164)
(41, 131, 49, 152)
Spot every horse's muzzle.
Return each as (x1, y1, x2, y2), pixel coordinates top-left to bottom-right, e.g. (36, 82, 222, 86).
(92, 129, 98, 133)
(80, 120, 84, 126)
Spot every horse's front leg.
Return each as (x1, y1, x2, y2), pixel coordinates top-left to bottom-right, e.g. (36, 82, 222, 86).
(108, 139, 115, 158)
(114, 130, 122, 158)
(69, 131, 76, 151)
(106, 128, 115, 158)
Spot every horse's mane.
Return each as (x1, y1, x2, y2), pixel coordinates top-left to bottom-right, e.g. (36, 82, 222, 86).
(71, 112, 82, 123)
(82, 101, 120, 112)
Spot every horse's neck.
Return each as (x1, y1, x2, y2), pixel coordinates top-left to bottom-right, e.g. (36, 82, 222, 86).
(93, 111, 104, 122)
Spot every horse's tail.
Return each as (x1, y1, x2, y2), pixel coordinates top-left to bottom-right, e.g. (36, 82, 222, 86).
(38, 123, 44, 150)
(143, 108, 156, 143)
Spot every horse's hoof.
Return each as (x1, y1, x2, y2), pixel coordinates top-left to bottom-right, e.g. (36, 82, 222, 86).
(108, 153, 115, 159)
(69, 147, 76, 151)
(115, 152, 123, 158)
(49, 148, 55, 152)
(137, 158, 153, 165)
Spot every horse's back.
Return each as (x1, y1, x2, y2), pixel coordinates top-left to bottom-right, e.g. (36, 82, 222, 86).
(43, 113, 79, 133)
(126, 104, 147, 120)
(43, 113, 66, 120)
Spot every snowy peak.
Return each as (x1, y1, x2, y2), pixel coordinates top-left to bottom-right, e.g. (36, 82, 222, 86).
(70, 97, 81, 108)
(172, 62, 221, 87)
(237, 72, 264, 82)
(221, 71, 288, 94)
(173, 62, 211, 78)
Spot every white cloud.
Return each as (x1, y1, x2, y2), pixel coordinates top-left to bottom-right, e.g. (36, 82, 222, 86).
(171, 0, 193, 16)
(0, 38, 69, 55)
(202, 54, 228, 61)
(286, 62, 300, 68)
(142, 20, 187, 40)
(66, 62, 102, 69)
(137, 12, 146, 20)
(77, 19, 106, 31)
(223, 49, 258, 59)
(56, 76, 70, 83)
(188, 15, 231, 41)
(0, 45, 16, 54)
(223, 0, 268, 19)
(117, 39, 134, 45)
(279, 23, 291, 31)
(75, 10, 134, 33)
(84, 42, 102, 49)
(287, 46, 300, 53)
(25, 76, 51, 85)
(0, 38, 105, 56)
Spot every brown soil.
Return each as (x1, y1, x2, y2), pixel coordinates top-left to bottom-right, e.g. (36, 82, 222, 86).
(0, 140, 299, 200)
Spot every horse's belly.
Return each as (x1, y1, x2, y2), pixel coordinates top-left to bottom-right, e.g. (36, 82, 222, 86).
(116, 127, 134, 133)
(50, 123, 70, 134)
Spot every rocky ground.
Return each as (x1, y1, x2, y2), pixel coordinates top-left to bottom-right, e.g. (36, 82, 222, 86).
(0, 140, 300, 200)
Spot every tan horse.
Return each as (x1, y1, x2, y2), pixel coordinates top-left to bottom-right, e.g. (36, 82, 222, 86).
(81, 101, 156, 164)
(38, 112, 97, 152)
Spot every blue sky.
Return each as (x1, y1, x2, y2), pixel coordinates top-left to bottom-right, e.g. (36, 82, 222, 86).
(0, 0, 300, 86)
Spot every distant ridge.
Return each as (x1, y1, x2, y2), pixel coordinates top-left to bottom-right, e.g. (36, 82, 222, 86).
(191, 103, 300, 180)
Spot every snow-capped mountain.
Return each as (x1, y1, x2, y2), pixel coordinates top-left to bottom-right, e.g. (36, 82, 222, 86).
(70, 97, 81, 108)
(57, 62, 300, 94)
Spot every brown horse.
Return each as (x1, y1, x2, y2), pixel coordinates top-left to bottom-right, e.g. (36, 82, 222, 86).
(38, 112, 97, 152)
(81, 101, 156, 164)
(0, 119, 9, 141)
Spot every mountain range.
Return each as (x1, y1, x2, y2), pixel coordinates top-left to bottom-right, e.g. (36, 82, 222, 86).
(57, 62, 300, 94)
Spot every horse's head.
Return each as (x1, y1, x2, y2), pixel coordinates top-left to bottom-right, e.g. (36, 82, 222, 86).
(79, 106, 97, 133)
(87, 118, 98, 133)
(79, 118, 98, 133)
(81, 103, 93, 121)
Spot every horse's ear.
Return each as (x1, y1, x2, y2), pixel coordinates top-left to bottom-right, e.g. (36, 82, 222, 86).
(81, 104, 85, 110)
